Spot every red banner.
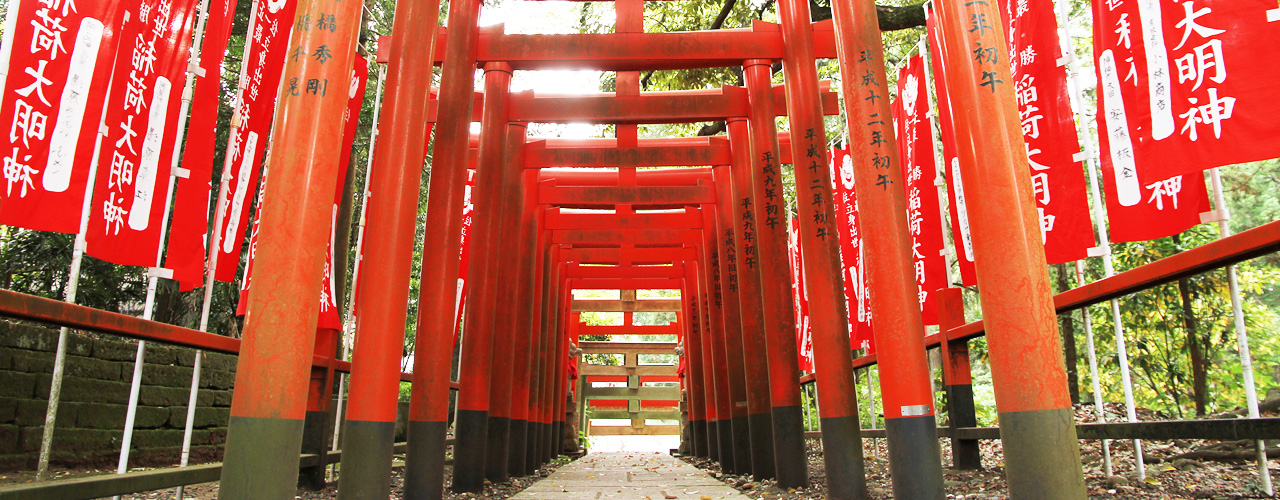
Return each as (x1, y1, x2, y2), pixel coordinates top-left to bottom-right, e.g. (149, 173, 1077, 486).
(788, 216, 814, 372)
(0, 1, 125, 233)
(85, 0, 199, 267)
(1098, 0, 1280, 183)
(166, 0, 240, 291)
(829, 147, 873, 350)
(1093, 0, 1212, 242)
(453, 169, 476, 337)
(893, 57, 947, 326)
(237, 53, 366, 329)
(927, 14, 978, 287)
(995, 0, 1095, 264)
(213, 0, 296, 282)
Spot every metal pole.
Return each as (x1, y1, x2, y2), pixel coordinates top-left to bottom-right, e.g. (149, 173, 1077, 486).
(36, 95, 110, 483)
(1207, 167, 1273, 495)
(741, 63, 805, 488)
(1074, 261, 1113, 477)
(217, 0, 361, 495)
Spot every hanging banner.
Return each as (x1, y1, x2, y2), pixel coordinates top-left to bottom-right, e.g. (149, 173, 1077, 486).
(213, 0, 296, 282)
(166, 0, 240, 291)
(994, 0, 1095, 264)
(1092, 0, 1212, 242)
(894, 57, 947, 325)
(0, 1, 126, 233)
(788, 216, 815, 372)
(453, 169, 476, 338)
(828, 147, 873, 350)
(237, 52, 364, 329)
(927, 14, 977, 287)
(85, 0, 200, 267)
(1094, 0, 1280, 183)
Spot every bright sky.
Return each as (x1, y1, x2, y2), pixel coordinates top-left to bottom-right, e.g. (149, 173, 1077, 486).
(466, 1, 607, 139)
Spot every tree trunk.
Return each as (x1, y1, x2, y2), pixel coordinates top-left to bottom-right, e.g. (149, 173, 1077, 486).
(1054, 264, 1080, 404)
(1171, 235, 1208, 416)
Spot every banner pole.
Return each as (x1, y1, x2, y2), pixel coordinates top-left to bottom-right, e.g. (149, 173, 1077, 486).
(36, 79, 114, 482)
(1207, 167, 1272, 495)
(1053, 0, 1139, 479)
(1073, 261, 1112, 476)
(329, 61, 386, 481)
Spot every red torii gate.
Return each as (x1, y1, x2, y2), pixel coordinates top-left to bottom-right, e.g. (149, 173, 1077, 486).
(215, 0, 1085, 498)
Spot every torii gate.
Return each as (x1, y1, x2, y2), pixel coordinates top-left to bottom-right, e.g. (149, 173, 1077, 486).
(217, 0, 1085, 499)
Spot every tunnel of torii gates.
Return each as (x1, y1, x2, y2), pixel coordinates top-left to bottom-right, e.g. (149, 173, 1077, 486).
(29, 0, 1084, 497)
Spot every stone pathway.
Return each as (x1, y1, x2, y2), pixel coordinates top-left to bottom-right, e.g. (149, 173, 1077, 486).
(510, 452, 750, 500)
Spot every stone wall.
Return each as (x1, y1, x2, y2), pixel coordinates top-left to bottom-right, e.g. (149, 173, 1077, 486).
(0, 320, 237, 471)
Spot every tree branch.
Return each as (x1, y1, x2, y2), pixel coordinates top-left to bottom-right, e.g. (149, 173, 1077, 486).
(810, 0, 928, 32)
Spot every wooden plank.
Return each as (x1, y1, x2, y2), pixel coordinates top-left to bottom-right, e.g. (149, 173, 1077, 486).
(589, 425, 681, 436)
(579, 365, 678, 377)
(579, 340, 679, 353)
(583, 387, 682, 400)
(571, 299, 682, 312)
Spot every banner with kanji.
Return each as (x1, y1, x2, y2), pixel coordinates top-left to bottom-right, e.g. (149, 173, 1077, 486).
(0, 0, 125, 233)
(1094, 0, 1280, 183)
(1093, 0, 1213, 242)
(789, 216, 815, 372)
(236, 52, 365, 329)
(453, 170, 476, 337)
(166, 0, 240, 291)
(829, 147, 873, 351)
(85, 0, 199, 267)
(894, 57, 947, 325)
(995, 0, 1095, 264)
(214, 0, 296, 282)
(927, 14, 977, 287)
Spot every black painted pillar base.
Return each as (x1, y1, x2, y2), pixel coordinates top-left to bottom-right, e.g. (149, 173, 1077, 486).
(220, 416, 306, 500)
(691, 420, 707, 457)
(336, 420, 397, 500)
(730, 415, 752, 475)
(298, 409, 331, 491)
(771, 405, 808, 489)
(403, 419, 449, 500)
(552, 421, 563, 458)
(451, 409, 489, 492)
(818, 415, 869, 500)
(945, 383, 982, 470)
(718, 418, 735, 472)
(707, 420, 720, 461)
(884, 415, 945, 500)
(486, 416, 511, 482)
(1000, 408, 1087, 499)
(748, 412, 776, 480)
(508, 419, 528, 476)
(528, 422, 543, 471)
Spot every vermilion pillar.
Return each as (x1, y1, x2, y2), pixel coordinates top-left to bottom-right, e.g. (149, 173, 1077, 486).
(935, 0, 1085, 496)
(452, 62, 513, 492)
(680, 264, 711, 460)
(697, 195, 736, 471)
(682, 262, 708, 458)
(774, 1, 868, 497)
(338, 2, 439, 498)
(404, 0, 480, 493)
(828, 0, 944, 495)
(485, 119, 529, 482)
(725, 117, 777, 480)
(937, 288, 981, 470)
(742, 61, 807, 488)
(553, 264, 571, 457)
(711, 164, 753, 475)
(300, 328, 339, 490)
(691, 262, 718, 461)
(530, 229, 554, 468)
(508, 168, 539, 477)
(218, 0, 359, 497)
